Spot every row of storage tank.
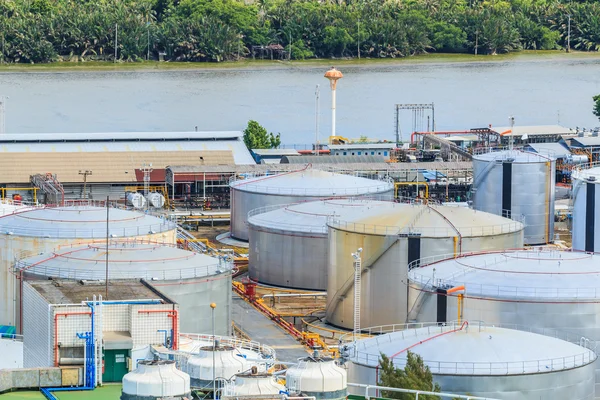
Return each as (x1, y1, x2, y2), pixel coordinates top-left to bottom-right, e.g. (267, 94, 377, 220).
(226, 157, 600, 399)
(126, 191, 166, 209)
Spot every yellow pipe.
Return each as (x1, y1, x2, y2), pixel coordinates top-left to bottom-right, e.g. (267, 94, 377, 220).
(453, 236, 458, 258)
(457, 294, 463, 324)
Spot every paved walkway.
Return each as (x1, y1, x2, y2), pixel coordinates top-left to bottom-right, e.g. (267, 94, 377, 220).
(232, 293, 308, 363)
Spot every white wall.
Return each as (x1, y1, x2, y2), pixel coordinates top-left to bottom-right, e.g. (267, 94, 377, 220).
(0, 339, 23, 369)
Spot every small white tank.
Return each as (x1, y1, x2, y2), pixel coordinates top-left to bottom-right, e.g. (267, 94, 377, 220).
(286, 355, 347, 400)
(230, 367, 286, 397)
(127, 192, 147, 209)
(121, 360, 191, 400)
(187, 345, 256, 388)
(146, 192, 166, 208)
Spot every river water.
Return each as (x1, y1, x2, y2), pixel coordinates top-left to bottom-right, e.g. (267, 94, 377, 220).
(1, 55, 599, 145)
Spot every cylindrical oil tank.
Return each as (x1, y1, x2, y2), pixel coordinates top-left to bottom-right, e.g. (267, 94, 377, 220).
(572, 167, 600, 252)
(342, 322, 596, 400)
(248, 199, 392, 290)
(472, 149, 555, 245)
(408, 249, 600, 397)
(230, 169, 394, 241)
(0, 206, 176, 328)
(229, 369, 286, 397)
(127, 192, 147, 209)
(326, 202, 524, 330)
(16, 242, 231, 335)
(0, 200, 33, 217)
(121, 360, 191, 400)
(187, 344, 256, 388)
(146, 192, 165, 209)
(286, 356, 347, 400)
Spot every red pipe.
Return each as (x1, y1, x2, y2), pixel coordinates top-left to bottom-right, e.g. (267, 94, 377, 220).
(390, 321, 468, 360)
(138, 310, 179, 350)
(54, 311, 92, 367)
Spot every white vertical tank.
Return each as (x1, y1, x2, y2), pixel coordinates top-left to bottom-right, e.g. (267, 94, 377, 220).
(572, 166, 600, 252)
(121, 360, 191, 400)
(472, 149, 555, 245)
(286, 354, 347, 400)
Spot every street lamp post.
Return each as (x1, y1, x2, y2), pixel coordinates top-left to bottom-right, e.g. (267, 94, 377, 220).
(210, 302, 217, 398)
(324, 67, 343, 141)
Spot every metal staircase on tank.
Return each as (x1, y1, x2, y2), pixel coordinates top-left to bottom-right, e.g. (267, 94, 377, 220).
(30, 173, 65, 206)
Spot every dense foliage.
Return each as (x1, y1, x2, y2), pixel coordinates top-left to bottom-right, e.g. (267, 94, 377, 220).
(0, 0, 599, 63)
(243, 120, 281, 149)
(378, 352, 441, 399)
(594, 95, 600, 121)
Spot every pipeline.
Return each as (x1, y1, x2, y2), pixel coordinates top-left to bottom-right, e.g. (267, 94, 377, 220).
(138, 309, 179, 350)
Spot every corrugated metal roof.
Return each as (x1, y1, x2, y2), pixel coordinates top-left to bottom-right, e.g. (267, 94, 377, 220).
(0, 206, 175, 238)
(17, 243, 226, 280)
(329, 204, 523, 237)
(280, 155, 386, 164)
(229, 169, 394, 196)
(329, 143, 395, 150)
(0, 131, 243, 143)
(248, 199, 394, 234)
(168, 161, 473, 174)
(410, 250, 600, 299)
(491, 125, 575, 136)
(526, 143, 572, 157)
(570, 137, 600, 147)
(349, 323, 593, 373)
(251, 149, 300, 156)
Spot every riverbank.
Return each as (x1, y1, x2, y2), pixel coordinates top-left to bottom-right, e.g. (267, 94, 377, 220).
(0, 51, 599, 73)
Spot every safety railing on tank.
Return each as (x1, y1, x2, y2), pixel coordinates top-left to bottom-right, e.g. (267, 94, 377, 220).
(409, 250, 600, 299)
(471, 146, 555, 162)
(571, 161, 600, 181)
(171, 333, 277, 360)
(327, 215, 524, 237)
(15, 258, 233, 281)
(341, 321, 597, 375)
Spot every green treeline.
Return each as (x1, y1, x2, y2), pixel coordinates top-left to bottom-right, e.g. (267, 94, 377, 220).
(0, 0, 599, 64)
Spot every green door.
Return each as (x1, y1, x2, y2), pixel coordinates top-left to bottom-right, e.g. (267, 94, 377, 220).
(102, 349, 129, 382)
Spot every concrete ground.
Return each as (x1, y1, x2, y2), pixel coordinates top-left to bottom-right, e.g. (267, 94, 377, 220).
(232, 293, 309, 363)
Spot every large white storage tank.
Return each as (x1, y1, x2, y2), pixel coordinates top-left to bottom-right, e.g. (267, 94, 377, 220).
(572, 166, 600, 252)
(16, 242, 231, 335)
(472, 149, 555, 245)
(187, 343, 256, 388)
(230, 169, 394, 241)
(342, 322, 596, 399)
(408, 249, 600, 397)
(121, 360, 191, 400)
(0, 205, 176, 328)
(248, 199, 391, 290)
(286, 355, 347, 400)
(326, 202, 524, 330)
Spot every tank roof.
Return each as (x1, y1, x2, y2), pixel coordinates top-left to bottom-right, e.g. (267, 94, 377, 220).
(16, 242, 229, 280)
(0, 205, 175, 238)
(230, 169, 393, 196)
(410, 250, 600, 299)
(572, 165, 600, 183)
(473, 149, 553, 163)
(0, 200, 33, 217)
(248, 199, 394, 234)
(328, 203, 523, 238)
(347, 322, 595, 375)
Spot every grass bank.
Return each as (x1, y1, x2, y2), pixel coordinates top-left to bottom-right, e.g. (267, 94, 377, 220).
(0, 50, 598, 73)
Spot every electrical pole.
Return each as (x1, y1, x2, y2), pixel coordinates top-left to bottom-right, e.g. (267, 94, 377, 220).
(315, 85, 320, 156)
(509, 116, 515, 151)
(79, 170, 93, 199)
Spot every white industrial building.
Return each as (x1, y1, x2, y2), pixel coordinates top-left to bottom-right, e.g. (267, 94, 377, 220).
(326, 202, 524, 330)
(16, 242, 232, 335)
(342, 322, 596, 399)
(0, 205, 177, 329)
(408, 249, 600, 397)
(22, 279, 178, 384)
(230, 168, 394, 241)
